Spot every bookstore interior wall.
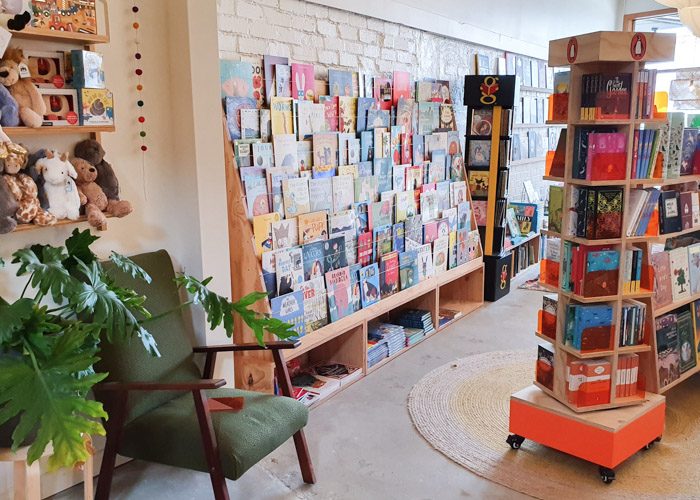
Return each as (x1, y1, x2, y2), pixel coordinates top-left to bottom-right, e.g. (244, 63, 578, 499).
(217, 0, 554, 200)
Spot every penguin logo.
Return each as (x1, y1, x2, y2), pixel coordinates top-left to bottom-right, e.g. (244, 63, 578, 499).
(630, 33, 646, 60)
(566, 37, 578, 64)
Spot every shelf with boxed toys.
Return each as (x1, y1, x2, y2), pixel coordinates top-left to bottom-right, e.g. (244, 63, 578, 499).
(9, 0, 110, 44)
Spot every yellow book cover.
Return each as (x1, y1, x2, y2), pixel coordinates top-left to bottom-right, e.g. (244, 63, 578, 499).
(271, 97, 293, 135)
(253, 212, 280, 255)
(338, 96, 357, 134)
(297, 210, 328, 244)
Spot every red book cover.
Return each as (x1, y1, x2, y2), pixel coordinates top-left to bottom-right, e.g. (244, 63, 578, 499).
(379, 251, 399, 297)
(357, 232, 373, 266)
(587, 133, 627, 181)
(595, 73, 632, 119)
(373, 76, 392, 111)
(291, 63, 315, 101)
(392, 70, 411, 107)
(324, 97, 338, 132)
(401, 133, 412, 164)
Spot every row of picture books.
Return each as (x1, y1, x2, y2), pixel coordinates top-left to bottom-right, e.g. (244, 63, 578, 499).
(578, 68, 657, 121)
(650, 241, 700, 310)
(287, 359, 362, 407)
(547, 183, 699, 240)
(655, 300, 700, 389)
(539, 295, 646, 350)
(536, 344, 641, 407)
(367, 312, 436, 368)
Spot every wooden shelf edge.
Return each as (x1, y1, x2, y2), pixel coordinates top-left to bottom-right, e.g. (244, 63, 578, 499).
(535, 331, 556, 343)
(10, 26, 109, 44)
(543, 175, 564, 182)
(5, 125, 115, 136)
(560, 343, 615, 359)
(654, 293, 700, 317)
(9, 214, 116, 233)
(659, 365, 700, 394)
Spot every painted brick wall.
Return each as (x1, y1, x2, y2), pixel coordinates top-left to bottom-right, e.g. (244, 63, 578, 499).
(216, 0, 548, 198)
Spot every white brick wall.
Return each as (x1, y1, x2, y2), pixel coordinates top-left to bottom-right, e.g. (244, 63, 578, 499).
(217, 0, 548, 197)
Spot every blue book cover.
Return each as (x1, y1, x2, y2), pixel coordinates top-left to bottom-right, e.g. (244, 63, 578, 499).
(373, 157, 392, 193)
(357, 97, 378, 133)
(373, 224, 393, 261)
(328, 69, 353, 97)
(587, 250, 619, 272)
(570, 304, 613, 349)
(270, 290, 306, 339)
(349, 263, 363, 313)
(399, 250, 419, 290)
(219, 60, 254, 99)
(312, 165, 337, 178)
(360, 131, 373, 161)
(302, 241, 326, 281)
(359, 263, 381, 307)
(393, 222, 405, 253)
(636, 189, 660, 236)
(353, 202, 369, 236)
(358, 161, 373, 177)
(367, 109, 390, 129)
(413, 134, 425, 163)
(225, 96, 256, 140)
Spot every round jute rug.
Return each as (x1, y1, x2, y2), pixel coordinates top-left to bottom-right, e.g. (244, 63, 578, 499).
(408, 350, 700, 500)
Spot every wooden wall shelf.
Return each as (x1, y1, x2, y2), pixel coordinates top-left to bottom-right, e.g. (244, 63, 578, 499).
(11, 215, 114, 233)
(9, 27, 109, 44)
(5, 125, 115, 137)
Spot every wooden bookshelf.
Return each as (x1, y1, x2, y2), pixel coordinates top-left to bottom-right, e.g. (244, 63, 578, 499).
(13, 214, 116, 233)
(4, 125, 116, 137)
(222, 116, 486, 396)
(9, 0, 111, 44)
(535, 30, 676, 413)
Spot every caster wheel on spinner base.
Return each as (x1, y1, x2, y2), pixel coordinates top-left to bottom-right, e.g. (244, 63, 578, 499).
(506, 434, 525, 450)
(599, 466, 615, 484)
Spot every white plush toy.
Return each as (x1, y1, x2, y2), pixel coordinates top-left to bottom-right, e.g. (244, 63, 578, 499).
(37, 150, 81, 220)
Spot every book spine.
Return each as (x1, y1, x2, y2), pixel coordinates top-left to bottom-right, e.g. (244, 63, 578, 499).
(631, 129, 640, 179)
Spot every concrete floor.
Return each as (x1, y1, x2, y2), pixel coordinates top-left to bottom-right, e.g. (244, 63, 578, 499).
(54, 268, 542, 500)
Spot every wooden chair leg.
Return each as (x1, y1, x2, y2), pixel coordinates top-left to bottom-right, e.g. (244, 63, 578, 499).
(272, 350, 316, 484)
(95, 391, 128, 500)
(192, 390, 230, 500)
(13, 458, 41, 500)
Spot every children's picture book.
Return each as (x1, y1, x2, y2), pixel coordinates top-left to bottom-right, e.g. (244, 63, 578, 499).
(670, 247, 692, 302)
(333, 174, 355, 213)
(244, 177, 269, 220)
(450, 181, 468, 208)
(392, 70, 411, 107)
(322, 96, 339, 132)
(348, 138, 361, 165)
(282, 177, 311, 218)
(253, 212, 280, 255)
(325, 267, 352, 322)
(270, 290, 306, 339)
(252, 142, 273, 168)
(436, 217, 450, 239)
(418, 102, 440, 135)
(373, 224, 393, 261)
(359, 263, 381, 307)
(439, 104, 457, 131)
(240, 108, 260, 139)
(357, 231, 373, 266)
(273, 133, 298, 168)
(225, 96, 257, 140)
(405, 215, 423, 250)
(260, 108, 271, 142)
(457, 201, 472, 230)
(329, 69, 353, 97)
(308, 178, 333, 212)
(354, 202, 369, 235)
(357, 97, 379, 133)
(651, 251, 673, 309)
(270, 96, 294, 135)
(366, 109, 390, 130)
(261, 250, 277, 298)
(276, 247, 304, 295)
(420, 191, 439, 222)
(399, 250, 419, 290)
(396, 98, 415, 134)
(416, 243, 435, 281)
(470, 109, 493, 136)
(313, 132, 339, 167)
(297, 140, 312, 172)
(291, 62, 315, 101)
(300, 277, 329, 332)
(379, 251, 400, 297)
(219, 60, 254, 99)
(373, 157, 393, 193)
(689, 243, 700, 295)
(472, 200, 488, 226)
(433, 236, 449, 274)
(466, 230, 482, 260)
(298, 211, 328, 244)
(274, 64, 292, 98)
(324, 235, 348, 272)
(468, 140, 491, 167)
(302, 241, 326, 282)
(456, 228, 469, 265)
(373, 76, 393, 110)
(369, 200, 393, 230)
(393, 222, 405, 254)
(354, 175, 379, 204)
(338, 96, 358, 133)
(272, 218, 298, 250)
(329, 209, 356, 235)
(297, 101, 325, 138)
(349, 263, 363, 313)
(263, 54, 288, 105)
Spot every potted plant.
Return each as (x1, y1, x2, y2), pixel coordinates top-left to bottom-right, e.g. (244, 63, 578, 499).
(0, 229, 295, 469)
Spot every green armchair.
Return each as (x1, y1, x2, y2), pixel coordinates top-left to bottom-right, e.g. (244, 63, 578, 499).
(93, 250, 315, 500)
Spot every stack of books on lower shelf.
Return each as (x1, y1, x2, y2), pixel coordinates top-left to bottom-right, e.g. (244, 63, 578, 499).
(394, 308, 435, 335)
(287, 360, 362, 407)
(368, 322, 406, 367)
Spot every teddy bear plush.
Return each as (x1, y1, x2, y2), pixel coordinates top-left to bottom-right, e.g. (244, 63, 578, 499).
(0, 47, 46, 128)
(74, 139, 132, 217)
(36, 151, 80, 220)
(72, 157, 108, 230)
(0, 85, 19, 127)
(0, 142, 54, 225)
(0, 174, 18, 233)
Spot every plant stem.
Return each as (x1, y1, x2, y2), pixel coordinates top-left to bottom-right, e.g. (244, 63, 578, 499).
(139, 300, 193, 324)
(20, 273, 33, 299)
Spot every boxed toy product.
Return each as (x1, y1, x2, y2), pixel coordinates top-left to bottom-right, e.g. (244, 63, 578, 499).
(30, 0, 98, 35)
(71, 50, 105, 89)
(39, 89, 79, 126)
(26, 50, 67, 89)
(78, 88, 114, 126)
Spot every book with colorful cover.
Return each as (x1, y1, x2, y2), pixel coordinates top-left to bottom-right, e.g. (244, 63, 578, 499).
(392, 165, 407, 192)
(271, 290, 306, 339)
(297, 101, 325, 139)
(418, 102, 440, 135)
(670, 247, 692, 302)
(354, 202, 369, 235)
(466, 230, 482, 261)
(252, 142, 274, 168)
(270, 96, 294, 135)
(413, 134, 425, 163)
(354, 175, 379, 203)
(470, 108, 493, 136)
(360, 131, 373, 162)
(439, 104, 457, 131)
(457, 201, 471, 230)
(274, 64, 292, 98)
(240, 108, 260, 139)
(282, 177, 310, 217)
(399, 250, 419, 289)
(390, 125, 403, 165)
(450, 153, 466, 181)
(456, 228, 469, 265)
(263, 55, 288, 105)
(275, 247, 304, 296)
(359, 263, 381, 307)
(423, 220, 438, 244)
(373, 224, 393, 261)
(442, 207, 458, 232)
(219, 60, 254, 99)
(323, 96, 339, 132)
(393, 222, 405, 254)
(300, 277, 328, 332)
(348, 263, 363, 313)
(436, 217, 450, 239)
(367, 109, 390, 130)
(329, 209, 356, 235)
(244, 177, 270, 220)
(468, 140, 491, 167)
(450, 181, 468, 208)
(266, 167, 294, 217)
(656, 313, 680, 388)
(312, 164, 337, 179)
(373, 157, 393, 193)
(373, 76, 393, 110)
(357, 97, 379, 133)
(395, 190, 412, 223)
(253, 212, 280, 255)
(396, 98, 415, 134)
(302, 241, 326, 281)
(325, 267, 352, 322)
(420, 191, 439, 222)
(651, 251, 673, 308)
(357, 231, 373, 266)
(473, 200, 487, 226)
(271, 218, 298, 250)
(308, 178, 333, 212)
(433, 236, 449, 274)
(329, 69, 353, 97)
(392, 70, 411, 106)
(272, 133, 297, 168)
(297, 140, 312, 172)
(332, 174, 354, 213)
(298, 211, 328, 245)
(448, 231, 457, 269)
(291, 62, 314, 101)
(324, 235, 348, 272)
(417, 243, 435, 281)
(225, 96, 257, 140)
(348, 138, 361, 165)
(369, 200, 393, 230)
(405, 215, 423, 250)
(379, 251, 400, 297)
(338, 96, 358, 133)
(313, 132, 339, 167)
(436, 181, 451, 212)
(261, 250, 277, 298)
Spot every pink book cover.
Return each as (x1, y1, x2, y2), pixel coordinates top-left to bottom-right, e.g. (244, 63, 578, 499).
(473, 200, 488, 226)
(421, 182, 436, 193)
(392, 70, 411, 107)
(401, 133, 412, 164)
(586, 132, 627, 181)
(292, 63, 315, 101)
(373, 76, 393, 111)
(423, 221, 438, 243)
(323, 97, 338, 132)
(650, 251, 673, 308)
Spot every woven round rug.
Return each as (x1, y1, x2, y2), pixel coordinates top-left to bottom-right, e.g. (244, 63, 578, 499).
(408, 350, 700, 499)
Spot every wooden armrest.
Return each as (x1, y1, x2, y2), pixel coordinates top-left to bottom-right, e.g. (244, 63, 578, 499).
(95, 379, 226, 392)
(193, 340, 301, 353)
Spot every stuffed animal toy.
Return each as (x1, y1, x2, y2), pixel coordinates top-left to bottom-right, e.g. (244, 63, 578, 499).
(0, 175, 18, 233)
(72, 157, 108, 230)
(0, 47, 46, 128)
(36, 151, 80, 220)
(0, 141, 54, 225)
(0, 84, 19, 127)
(26, 148, 48, 209)
(74, 139, 132, 217)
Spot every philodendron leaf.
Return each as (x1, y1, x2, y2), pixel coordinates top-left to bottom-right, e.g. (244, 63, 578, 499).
(0, 325, 108, 469)
(109, 252, 152, 283)
(12, 246, 75, 303)
(64, 229, 99, 270)
(0, 298, 34, 344)
(0, 257, 5, 268)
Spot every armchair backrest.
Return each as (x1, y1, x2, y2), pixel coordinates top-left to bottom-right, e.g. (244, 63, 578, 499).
(96, 250, 202, 423)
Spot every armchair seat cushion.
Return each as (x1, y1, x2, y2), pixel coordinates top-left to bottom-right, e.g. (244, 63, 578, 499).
(118, 387, 309, 480)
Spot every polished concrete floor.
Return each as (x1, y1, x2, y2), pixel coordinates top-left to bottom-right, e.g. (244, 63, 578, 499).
(54, 268, 542, 500)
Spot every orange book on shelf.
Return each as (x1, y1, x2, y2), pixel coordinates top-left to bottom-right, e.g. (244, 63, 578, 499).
(644, 207, 660, 237)
(651, 151, 664, 179)
(578, 360, 612, 407)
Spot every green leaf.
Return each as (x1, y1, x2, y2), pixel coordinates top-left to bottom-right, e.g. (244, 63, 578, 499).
(64, 229, 99, 269)
(108, 252, 152, 283)
(0, 257, 5, 269)
(12, 246, 76, 303)
(0, 325, 108, 469)
(0, 298, 34, 344)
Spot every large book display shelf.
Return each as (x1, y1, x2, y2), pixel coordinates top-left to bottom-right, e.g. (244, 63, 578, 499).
(223, 119, 485, 395)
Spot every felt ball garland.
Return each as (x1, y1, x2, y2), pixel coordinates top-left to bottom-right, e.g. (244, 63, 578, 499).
(132, 3, 147, 153)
